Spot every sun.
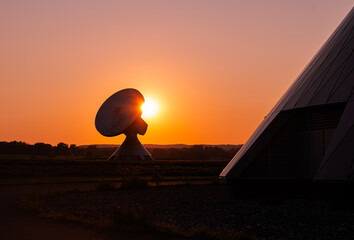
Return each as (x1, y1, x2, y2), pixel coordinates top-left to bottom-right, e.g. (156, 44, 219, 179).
(141, 97, 159, 118)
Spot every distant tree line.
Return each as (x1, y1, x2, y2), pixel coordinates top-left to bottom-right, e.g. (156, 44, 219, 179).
(0, 141, 242, 160)
(0, 141, 114, 158)
(0, 141, 76, 157)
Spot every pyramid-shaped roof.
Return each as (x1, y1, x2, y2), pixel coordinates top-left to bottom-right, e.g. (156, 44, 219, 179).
(221, 7, 354, 182)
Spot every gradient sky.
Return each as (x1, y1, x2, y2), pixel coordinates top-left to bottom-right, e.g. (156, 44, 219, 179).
(0, 0, 353, 146)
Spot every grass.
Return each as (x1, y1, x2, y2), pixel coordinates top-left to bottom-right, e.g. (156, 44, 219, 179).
(18, 186, 258, 240)
(18, 194, 46, 214)
(111, 206, 260, 240)
(18, 189, 105, 227)
(111, 206, 221, 239)
(0, 177, 123, 185)
(0, 157, 228, 176)
(188, 225, 219, 240)
(1, 175, 219, 186)
(112, 206, 156, 231)
(95, 181, 119, 191)
(0, 157, 227, 186)
(119, 177, 148, 190)
(10, 157, 233, 238)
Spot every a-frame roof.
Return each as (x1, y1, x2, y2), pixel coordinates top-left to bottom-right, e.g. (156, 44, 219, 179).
(221, 7, 354, 180)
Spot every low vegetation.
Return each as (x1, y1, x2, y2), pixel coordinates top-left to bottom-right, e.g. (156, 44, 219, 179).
(19, 185, 259, 240)
(0, 141, 241, 160)
(0, 141, 237, 186)
(0, 156, 228, 186)
(119, 177, 148, 190)
(19, 184, 354, 240)
(95, 181, 119, 192)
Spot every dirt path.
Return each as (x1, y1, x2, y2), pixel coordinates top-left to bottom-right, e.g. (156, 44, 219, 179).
(0, 183, 185, 240)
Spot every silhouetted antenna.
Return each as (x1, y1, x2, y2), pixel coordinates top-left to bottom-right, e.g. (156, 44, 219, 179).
(95, 88, 153, 161)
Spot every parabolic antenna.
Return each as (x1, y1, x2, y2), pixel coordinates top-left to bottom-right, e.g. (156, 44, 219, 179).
(95, 88, 153, 161)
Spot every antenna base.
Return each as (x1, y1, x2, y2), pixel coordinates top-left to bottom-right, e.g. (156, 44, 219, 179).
(109, 134, 153, 161)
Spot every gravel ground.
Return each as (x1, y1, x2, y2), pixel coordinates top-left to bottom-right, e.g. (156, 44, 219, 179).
(43, 184, 354, 240)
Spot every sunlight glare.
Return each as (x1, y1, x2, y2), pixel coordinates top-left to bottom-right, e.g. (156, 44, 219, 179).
(141, 97, 159, 118)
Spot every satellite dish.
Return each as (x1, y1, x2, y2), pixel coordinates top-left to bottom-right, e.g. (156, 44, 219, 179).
(95, 88, 153, 161)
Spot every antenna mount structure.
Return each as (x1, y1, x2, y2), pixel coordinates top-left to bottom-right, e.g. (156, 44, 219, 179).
(95, 88, 153, 161)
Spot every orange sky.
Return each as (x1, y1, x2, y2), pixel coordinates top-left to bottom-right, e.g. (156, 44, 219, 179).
(0, 1, 353, 146)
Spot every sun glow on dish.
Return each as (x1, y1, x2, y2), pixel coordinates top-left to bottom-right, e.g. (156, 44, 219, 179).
(141, 97, 159, 118)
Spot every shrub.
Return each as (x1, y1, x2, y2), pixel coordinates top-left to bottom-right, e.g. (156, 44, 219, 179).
(112, 206, 153, 231)
(95, 181, 117, 191)
(119, 177, 148, 190)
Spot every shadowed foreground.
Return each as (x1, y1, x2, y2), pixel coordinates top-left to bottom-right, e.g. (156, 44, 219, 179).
(0, 184, 186, 240)
(25, 184, 354, 240)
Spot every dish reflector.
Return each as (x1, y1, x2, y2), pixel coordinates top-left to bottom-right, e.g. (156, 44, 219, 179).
(95, 88, 145, 137)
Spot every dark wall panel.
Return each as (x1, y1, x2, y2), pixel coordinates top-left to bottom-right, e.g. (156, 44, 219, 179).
(240, 103, 346, 180)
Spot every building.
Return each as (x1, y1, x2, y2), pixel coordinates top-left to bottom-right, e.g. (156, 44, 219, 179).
(220, 8, 354, 192)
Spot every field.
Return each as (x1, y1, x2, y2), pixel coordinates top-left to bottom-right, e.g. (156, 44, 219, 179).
(21, 184, 354, 240)
(0, 155, 229, 185)
(1, 155, 353, 240)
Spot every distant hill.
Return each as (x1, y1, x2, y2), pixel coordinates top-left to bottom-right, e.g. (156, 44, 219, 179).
(79, 144, 242, 151)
